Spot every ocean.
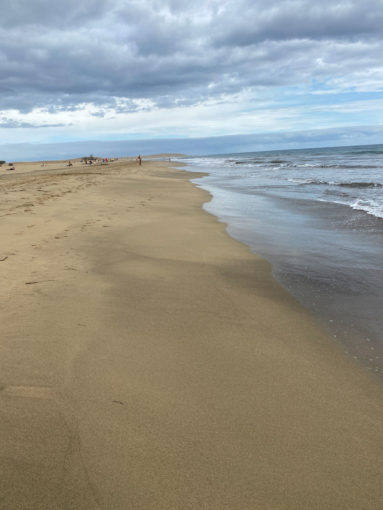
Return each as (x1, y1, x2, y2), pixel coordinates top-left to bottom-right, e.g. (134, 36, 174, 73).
(175, 144, 383, 377)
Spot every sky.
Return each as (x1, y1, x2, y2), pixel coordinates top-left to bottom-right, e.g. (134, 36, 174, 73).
(0, 0, 383, 159)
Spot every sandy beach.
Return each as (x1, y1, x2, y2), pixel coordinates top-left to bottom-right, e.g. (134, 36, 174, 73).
(0, 158, 382, 509)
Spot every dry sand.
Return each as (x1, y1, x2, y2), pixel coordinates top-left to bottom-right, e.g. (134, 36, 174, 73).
(0, 159, 382, 509)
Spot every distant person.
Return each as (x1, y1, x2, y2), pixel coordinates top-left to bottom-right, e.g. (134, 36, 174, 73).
(137, 155, 142, 165)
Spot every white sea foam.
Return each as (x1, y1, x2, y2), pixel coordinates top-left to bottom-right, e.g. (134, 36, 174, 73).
(317, 197, 383, 218)
(350, 199, 383, 219)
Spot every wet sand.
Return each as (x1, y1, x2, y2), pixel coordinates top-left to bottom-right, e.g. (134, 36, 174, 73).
(0, 159, 382, 509)
(197, 186, 383, 375)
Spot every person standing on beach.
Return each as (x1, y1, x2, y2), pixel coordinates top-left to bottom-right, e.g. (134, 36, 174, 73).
(137, 155, 142, 165)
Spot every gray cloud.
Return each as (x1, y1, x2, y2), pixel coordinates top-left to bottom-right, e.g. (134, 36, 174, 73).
(0, 121, 66, 128)
(0, 0, 111, 28)
(213, 0, 383, 46)
(0, 0, 382, 114)
(0, 114, 67, 128)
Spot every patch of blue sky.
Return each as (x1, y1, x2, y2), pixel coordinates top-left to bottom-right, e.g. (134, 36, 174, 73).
(269, 82, 382, 108)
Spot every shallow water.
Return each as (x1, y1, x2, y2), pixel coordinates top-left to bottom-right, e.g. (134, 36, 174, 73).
(176, 144, 383, 377)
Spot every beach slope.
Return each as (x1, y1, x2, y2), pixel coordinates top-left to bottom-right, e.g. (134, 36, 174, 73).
(0, 159, 382, 509)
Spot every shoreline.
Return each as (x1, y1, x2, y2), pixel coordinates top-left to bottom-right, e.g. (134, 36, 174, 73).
(0, 159, 382, 509)
(185, 163, 383, 378)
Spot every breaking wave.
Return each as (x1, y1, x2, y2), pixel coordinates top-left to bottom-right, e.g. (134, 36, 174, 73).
(289, 179, 382, 188)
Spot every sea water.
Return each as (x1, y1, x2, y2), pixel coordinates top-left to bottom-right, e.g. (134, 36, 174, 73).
(175, 144, 383, 376)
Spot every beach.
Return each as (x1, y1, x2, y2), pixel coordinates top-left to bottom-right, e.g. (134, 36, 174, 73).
(0, 158, 382, 509)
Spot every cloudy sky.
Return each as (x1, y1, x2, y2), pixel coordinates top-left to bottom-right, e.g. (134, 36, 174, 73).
(1, 0, 383, 158)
